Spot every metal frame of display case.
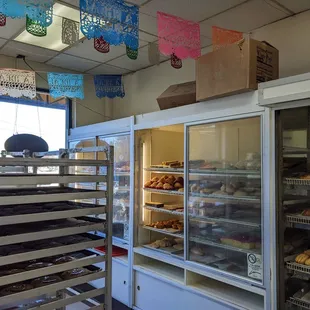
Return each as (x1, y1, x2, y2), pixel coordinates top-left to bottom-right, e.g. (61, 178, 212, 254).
(258, 74, 310, 310)
(132, 93, 271, 310)
(69, 116, 134, 307)
(0, 146, 113, 310)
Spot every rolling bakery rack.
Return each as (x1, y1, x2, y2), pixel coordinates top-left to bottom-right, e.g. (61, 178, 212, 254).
(0, 146, 113, 310)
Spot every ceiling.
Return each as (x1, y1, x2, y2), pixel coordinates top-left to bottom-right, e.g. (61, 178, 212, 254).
(0, 0, 309, 75)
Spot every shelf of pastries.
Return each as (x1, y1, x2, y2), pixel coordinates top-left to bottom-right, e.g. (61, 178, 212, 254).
(144, 175, 184, 195)
(144, 161, 184, 174)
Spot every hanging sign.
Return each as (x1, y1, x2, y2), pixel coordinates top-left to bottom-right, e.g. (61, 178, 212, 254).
(62, 18, 80, 45)
(157, 11, 201, 60)
(0, 0, 54, 26)
(80, 0, 139, 50)
(94, 75, 125, 99)
(47, 73, 84, 99)
(212, 26, 243, 51)
(0, 69, 36, 99)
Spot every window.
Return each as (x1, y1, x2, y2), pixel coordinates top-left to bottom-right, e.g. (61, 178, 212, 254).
(0, 91, 69, 152)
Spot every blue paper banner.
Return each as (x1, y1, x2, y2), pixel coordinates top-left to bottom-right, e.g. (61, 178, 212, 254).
(94, 75, 125, 99)
(0, 0, 54, 26)
(48, 73, 84, 99)
(80, 0, 139, 50)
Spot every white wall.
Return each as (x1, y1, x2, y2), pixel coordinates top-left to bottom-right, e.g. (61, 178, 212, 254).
(0, 54, 112, 127)
(112, 10, 310, 119)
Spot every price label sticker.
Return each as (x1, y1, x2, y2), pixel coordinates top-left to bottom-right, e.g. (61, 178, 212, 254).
(247, 253, 262, 280)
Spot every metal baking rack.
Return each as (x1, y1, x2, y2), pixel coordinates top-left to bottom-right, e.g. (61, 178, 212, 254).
(143, 205, 184, 216)
(0, 146, 113, 310)
(286, 261, 310, 275)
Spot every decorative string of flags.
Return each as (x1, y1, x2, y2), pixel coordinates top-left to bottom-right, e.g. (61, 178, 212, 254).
(0, 0, 243, 101)
(0, 68, 125, 100)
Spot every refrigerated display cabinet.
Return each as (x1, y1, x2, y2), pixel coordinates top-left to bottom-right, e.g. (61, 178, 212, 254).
(132, 95, 269, 310)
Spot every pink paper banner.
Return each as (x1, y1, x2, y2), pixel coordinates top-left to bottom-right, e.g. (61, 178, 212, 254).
(157, 11, 201, 60)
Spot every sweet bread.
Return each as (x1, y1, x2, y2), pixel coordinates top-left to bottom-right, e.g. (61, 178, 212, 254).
(174, 182, 183, 189)
(144, 181, 152, 188)
(163, 183, 173, 190)
(151, 177, 159, 182)
(156, 182, 164, 189)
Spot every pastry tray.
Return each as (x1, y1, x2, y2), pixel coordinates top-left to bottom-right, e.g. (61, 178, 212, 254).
(0, 202, 106, 226)
(189, 169, 260, 179)
(0, 174, 106, 186)
(0, 249, 105, 287)
(0, 217, 105, 247)
(142, 244, 182, 256)
(0, 233, 105, 267)
(0, 265, 105, 306)
(189, 193, 260, 204)
(189, 236, 260, 255)
(142, 225, 184, 238)
(144, 167, 184, 174)
(284, 178, 310, 186)
(0, 187, 107, 206)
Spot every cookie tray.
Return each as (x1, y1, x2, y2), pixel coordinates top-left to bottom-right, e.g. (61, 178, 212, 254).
(0, 233, 105, 267)
(0, 174, 106, 186)
(0, 217, 105, 247)
(0, 268, 106, 306)
(0, 202, 106, 226)
(0, 249, 105, 287)
(0, 187, 107, 206)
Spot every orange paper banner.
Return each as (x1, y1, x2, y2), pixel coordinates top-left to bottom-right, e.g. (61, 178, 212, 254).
(212, 26, 243, 51)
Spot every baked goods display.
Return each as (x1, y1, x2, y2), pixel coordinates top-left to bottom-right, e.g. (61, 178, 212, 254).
(220, 233, 261, 250)
(189, 179, 260, 198)
(147, 219, 184, 232)
(295, 252, 310, 265)
(144, 175, 184, 192)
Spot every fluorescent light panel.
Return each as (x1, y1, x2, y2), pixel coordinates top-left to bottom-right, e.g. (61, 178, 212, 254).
(14, 3, 84, 52)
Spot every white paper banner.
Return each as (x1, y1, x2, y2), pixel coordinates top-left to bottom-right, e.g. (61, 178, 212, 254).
(0, 69, 36, 99)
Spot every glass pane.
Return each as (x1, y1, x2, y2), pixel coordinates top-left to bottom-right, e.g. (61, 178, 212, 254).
(99, 135, 130, 241)
(187, 117, 262, 282)
(69, 139, 96, 204)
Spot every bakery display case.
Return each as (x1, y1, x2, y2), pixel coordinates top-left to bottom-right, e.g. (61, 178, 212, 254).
(185, 117, 263, 282)
(135, 125, 185, 260)
(0, 146, 113, 309)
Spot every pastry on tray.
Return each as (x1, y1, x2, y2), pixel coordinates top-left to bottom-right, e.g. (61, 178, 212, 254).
(60, 268, 91, 280)
(220, 234, 260, 250)
(1, 283, 33, 296)
(302, 210, 310, 216)
(31, 275, 62, 288)
(163, 183, 174, 190)
(190, 247, 204, 256)
(173, 244, 184, 251)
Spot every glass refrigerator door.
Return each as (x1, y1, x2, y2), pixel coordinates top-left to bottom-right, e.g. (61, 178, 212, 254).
(99, 135, 130, 242)
(186, 117, 262, 282)
(69, 139, 97, 204)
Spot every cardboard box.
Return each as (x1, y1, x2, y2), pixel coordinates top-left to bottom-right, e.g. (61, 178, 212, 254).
(157, 81, 196, 110)
(196, 38, 279, 101)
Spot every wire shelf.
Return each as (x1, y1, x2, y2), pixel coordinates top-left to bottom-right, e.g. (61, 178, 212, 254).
(288, 298, 310, 309)
(144, 205, 184, 216)
(286, 262, 310, 274)
(286, 214, 310, 225)
(142, 225, 184, 238)
(143, 188, 184, 196)
(144, 167, 184, 174)
(285, 178, 310, 186)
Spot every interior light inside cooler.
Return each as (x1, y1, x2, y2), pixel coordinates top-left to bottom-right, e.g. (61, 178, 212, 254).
(142, 142, 146, 222)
